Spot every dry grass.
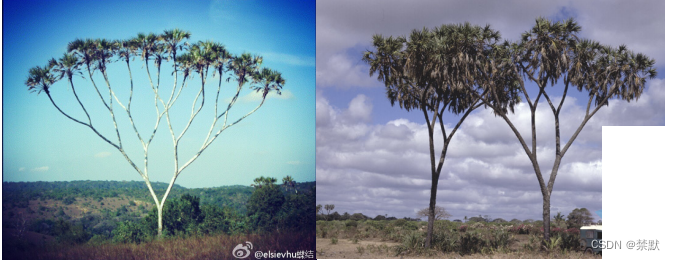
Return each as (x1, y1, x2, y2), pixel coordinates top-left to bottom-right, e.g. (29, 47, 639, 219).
(4, 231, 315, 260)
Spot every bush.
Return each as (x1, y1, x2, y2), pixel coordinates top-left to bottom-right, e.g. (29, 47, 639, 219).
(487, 230, 512, 249)
(458, 225, 467, 232)
(63, 196, 76, 205)
(345, 220, 358, 229)
(198, 204, 230, 235)
(400, 231, 425, 254)
(247, 185, 285, 232)
(432, 230, 458, 252)
(458, 232, 487, 255)
(53, 219, 91, 245)
(277, 191, 315, 232)
(112, 221, 150, 244)
(393, 219, 407, 227)
(402, 221, 418, 231)
(366, 220, 385, 230)
(434, 219, 457, 231)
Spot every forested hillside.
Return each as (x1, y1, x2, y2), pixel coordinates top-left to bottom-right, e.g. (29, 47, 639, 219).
(2, 180, 315, 249)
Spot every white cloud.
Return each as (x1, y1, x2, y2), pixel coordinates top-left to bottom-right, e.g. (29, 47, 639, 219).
(316, 53, 379, 88)
(95, 152, 112, 158)
(261, 52, 315, 67)
(317, 0, 664, 89)
(30, 166, 49, 172)
(242, 89, 295, 102)
(345, 94, 373, 123)
(315, 0, 663, 222)
(317, 81, 663, 219)
(18, 167, 26, 172)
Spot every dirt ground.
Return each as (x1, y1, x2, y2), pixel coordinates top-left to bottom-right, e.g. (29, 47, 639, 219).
(316, 238, 401, 259)
(316, 237, 602, 259)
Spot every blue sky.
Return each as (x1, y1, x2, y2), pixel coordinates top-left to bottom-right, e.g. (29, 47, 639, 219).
(2, 0, 316, 188)
(316, 0, 665, 221)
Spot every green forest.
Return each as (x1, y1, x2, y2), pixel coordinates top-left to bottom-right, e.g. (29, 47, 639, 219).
(3, 179, 315, 255)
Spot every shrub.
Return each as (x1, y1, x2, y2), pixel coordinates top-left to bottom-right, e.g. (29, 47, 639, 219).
(434, 219, 457, 231)
(63, 196, 76, 205)
(319, 226, 328, 238)
(247, 185, 285, 232)
(487, 230, 512, 249)
(402, 221, 418, 231)
(393, 219, 408, 227)
(432, 230, 458, 253)
(401, 231, 425, 253)
(112, 221, 151, 244)
(357, 245, 365, 254)
(458, 232, 487, 255)
(345, 220, 358, 229)
(52, 219, 91, 245)
(366, 220, 385, 230)
(331, 237, 338, 244)
(458, 225, 467, 232)
(558, 229, 581, 251)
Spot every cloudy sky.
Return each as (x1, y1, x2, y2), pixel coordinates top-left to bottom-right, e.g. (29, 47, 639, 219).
(3, 0, 316, 188)
(316, 0, 665, 222)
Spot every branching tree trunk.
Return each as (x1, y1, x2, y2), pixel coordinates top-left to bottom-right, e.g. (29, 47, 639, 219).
(478, 18, 656, 242)
(363, 23, 511, 248)
(26, 29, 286, 238)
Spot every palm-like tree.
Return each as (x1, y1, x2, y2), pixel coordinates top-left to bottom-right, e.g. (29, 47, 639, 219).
(27, 29, 285, 239)
(26, 65, 55, 95)
(251, 176, 277, 188)
(161, 29, 191, 63)
(116, 39, 140, 65)
(282, 175, 296, 193)
(477, 18, 656, 242)
(187, 41, 221, 83)
(229, 53, 263, 86)
(553, 212, 565, 227)
(363, 23, 503, 248)
(67, 38, 97, 75)
(136, 33, 162, 65)
(92, 38, 118, 74)
(252, 67, 285, 99)
(48, 53, 90, 122)
(135, 33, 165, 88)
(48, 53, 82, 83)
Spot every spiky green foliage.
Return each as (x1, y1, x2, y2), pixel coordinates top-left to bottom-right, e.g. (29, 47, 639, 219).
(26, 65, 56, 94)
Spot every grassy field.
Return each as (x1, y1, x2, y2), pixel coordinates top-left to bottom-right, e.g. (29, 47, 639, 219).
(316, 219, 601, 259)
(4, 231, 315, 260)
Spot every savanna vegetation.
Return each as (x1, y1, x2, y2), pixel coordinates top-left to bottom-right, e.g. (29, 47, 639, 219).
(3, 179, 316, 259)
(316, 208, 600, 259)
(362, 16, 651, 248)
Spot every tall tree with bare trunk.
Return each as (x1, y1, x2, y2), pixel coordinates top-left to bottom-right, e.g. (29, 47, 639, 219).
(363, 23, 518, 248)
(476, 18, 656, 242)
(26, 29, 285, 237)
